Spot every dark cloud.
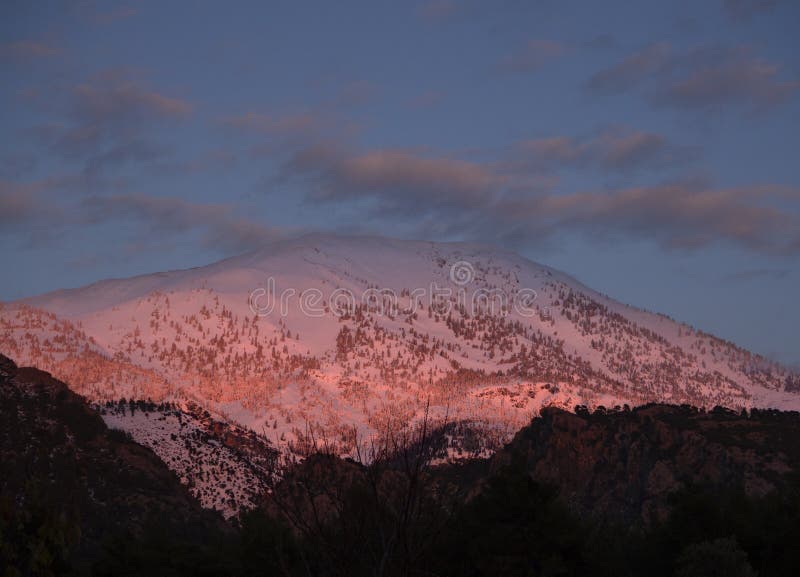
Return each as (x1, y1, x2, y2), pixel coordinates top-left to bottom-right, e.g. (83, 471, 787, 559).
(81, 139, 165, 177)
(723, 267, 791, 282)
(334, 80, 381, 108)
(497, 40, 565, 74)
(154, 149, 238, 176)
(0, 40, 60, 60)
(220, 112, 319, 137)
(18, 71, 238, 197)
(72, 73, 191, 120)
(583, 34, 617, 51)
(283, 145, 506, 217)
(0, 181, 67, 247)
(66, 1, 138, 24)
(279, 143, 800, 254)
(407, 90, 444, 109)
(221, 110, 360, 162)
(35, 70, 191, 176)
(2, 179, 280, 255)
(654, 46, 799, 111)
(722, 0, 782, 20)
(515, 126, 696, 173)
(417, 0, 460, 23)
(92, 5, 137, 24)
(80, 194, 283, 253)
(0, 181, 50, 230)
(586, 43, 670, 93)
(588, 44, 798, 112)
(497, 183, 800, 253)
(0, 154, 37, 179)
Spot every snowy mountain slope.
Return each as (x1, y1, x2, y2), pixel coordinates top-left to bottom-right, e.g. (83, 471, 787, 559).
(2, 234, 798, 464)
(98, 399, 278, 518)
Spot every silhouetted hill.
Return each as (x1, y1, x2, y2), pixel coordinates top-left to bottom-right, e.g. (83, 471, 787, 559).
(2, 353, 799, 576)
(494, 403, 800, 524)
(0, 354, 229, 575)
(261, 403, 800, 576)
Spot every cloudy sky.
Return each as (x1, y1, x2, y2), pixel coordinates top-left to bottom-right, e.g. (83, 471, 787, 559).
(1, 0, 798, 365)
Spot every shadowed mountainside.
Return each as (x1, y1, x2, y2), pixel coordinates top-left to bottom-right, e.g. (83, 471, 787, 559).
(2, 353, 799, 576)
(257, 401, 800, 576)
(492, 403, 800, 524)
(0, 354, 230, 575)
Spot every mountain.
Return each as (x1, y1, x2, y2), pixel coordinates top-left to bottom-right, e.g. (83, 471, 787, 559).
(2, 234, 798, 474)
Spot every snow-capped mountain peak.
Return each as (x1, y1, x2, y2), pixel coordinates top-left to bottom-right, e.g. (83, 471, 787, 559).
(2, 234, 798, 468)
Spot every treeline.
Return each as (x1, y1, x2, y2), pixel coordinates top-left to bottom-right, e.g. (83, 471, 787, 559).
(6, 431, 799, 576)
(4, 375, 800, 577)
(14, 461, 795, 576)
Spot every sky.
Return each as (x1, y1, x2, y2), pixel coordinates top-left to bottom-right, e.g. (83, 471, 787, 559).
(1, 0, 798, 366)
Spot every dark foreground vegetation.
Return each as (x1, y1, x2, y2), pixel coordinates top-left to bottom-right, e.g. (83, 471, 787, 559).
(2, 353, 799, 577)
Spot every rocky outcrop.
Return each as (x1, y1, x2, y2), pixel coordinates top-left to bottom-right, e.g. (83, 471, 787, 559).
(494, 403, 800, 524)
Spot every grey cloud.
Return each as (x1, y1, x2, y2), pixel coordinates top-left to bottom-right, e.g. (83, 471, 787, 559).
(497, 40, 565, 74)
(155, 149, 238, 176)
(516, 127, 696, 173)
(587, 43, 670, 93)
(588, 43, 798, 112)
(30, 74, 235, 183)
(500, 183, 800, 253)
(92, 5, 138, 24)
(284, 145, 506, 217)
(654, 46, 799, 111)
(81, 194, 283, 253)
(279, 144, 800, 254)
(593, 131, 671, 170)
(583, 34, 617, 51)
(417, 0, 460, 23)
(0, 182, 49, 229)
(40, 71, 191, 174)
(71, 1, 138, 24)
(82, 139, 165, 176)
(0, 181, 68, 247)
(2, 175, 282, 254)
(220, 111, 357, 160)
(722, 0, 782, 20)
(221, 112, 318, 136)
(73, 78, 190, 120)
(723, 267, 791, 282)
(0, 40, 60, 60)
(0, 154, 37, 179)
(407, 91, 444, 109)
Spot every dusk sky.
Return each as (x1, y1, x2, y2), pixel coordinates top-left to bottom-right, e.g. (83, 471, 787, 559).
(1, 0, 798, 366)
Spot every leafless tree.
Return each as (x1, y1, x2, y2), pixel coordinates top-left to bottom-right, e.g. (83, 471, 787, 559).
(266, 401, 461, 577)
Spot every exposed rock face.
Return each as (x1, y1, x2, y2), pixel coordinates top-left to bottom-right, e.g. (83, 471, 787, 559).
(495, 404, 800, 524)
(0, 353, 225, 571)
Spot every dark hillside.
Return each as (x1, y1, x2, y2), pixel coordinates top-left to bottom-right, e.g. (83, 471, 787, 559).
(494, 403, 800, 524)
(0, 354, 230, 576)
